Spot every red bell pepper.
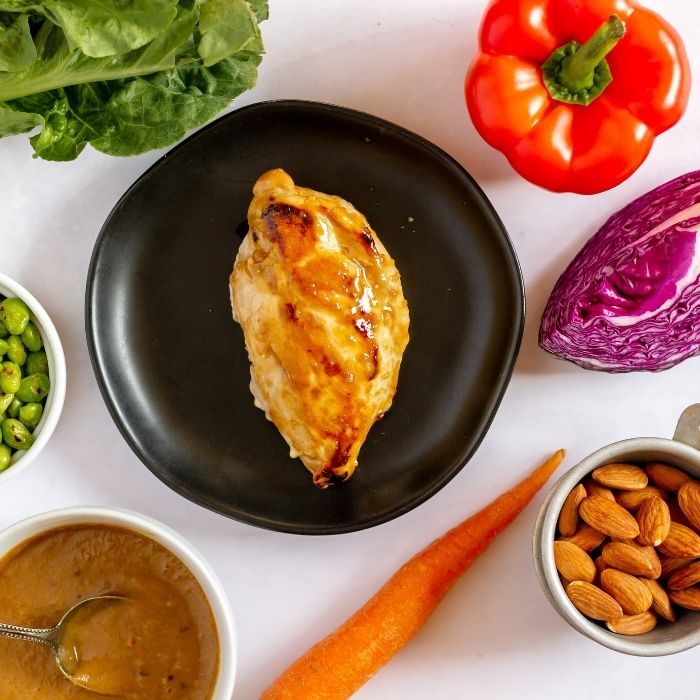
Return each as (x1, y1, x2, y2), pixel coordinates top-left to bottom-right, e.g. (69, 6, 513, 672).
(465, 0, 691, 194)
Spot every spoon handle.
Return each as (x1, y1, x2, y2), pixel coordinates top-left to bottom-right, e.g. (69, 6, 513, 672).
(0, 622, 53, 645)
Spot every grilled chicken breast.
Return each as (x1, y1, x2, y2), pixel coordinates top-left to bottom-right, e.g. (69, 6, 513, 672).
(230, 169, 409, 487)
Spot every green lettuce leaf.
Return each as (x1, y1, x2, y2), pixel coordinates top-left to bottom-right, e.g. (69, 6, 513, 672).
(0, 5, 199, 102)
(0, 0, 267, 160)
(245, 0, 268, 22)
(25, 89, 97, 160)
(0, 12, 35, 71)
(39, 0, 180, 58)
(0, 1, 180, 57)
(198, 0, 263, 67)
(0, 102, 42, 136)
(89, 52, 261, 156)
(0, 2, 36, 10)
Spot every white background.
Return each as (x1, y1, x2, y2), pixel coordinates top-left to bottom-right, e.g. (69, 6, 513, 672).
(2, 1, 699, 697)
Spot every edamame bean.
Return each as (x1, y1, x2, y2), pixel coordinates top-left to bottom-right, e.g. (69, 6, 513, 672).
(0, 362, 21, 394)
(0, 393, 13, 414)
(0, 298, 30, 336)
(0, 339, 8, 358)
(21, 321, 43, 352)
(6, 335, 27, 366)
(19, 402, 42, 430)
(15, 373, 50, 402)
(2, 418, 34, 450)
(0, 319, 7, 338)
(7, 397, 22, 418)
(25, 351, 48, 376)
(0, 444, 11, 471)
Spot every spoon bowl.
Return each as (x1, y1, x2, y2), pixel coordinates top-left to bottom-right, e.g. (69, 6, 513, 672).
(0, 594, 125, 695)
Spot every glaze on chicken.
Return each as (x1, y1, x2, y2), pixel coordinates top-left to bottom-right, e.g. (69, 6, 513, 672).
(230, 169, 410, 487)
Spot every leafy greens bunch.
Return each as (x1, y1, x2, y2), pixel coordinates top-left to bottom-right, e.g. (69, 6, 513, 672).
(0, 0, 268, 160)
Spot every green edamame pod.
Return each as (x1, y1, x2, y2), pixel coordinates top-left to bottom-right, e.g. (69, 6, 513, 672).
(0, 339, 8, 358)
(25, 351, 49, 376)
(19, 402, 42, 430)
(2, 418, 33, 450)
(7, 397, 22, 418)
(0, 298, 30, 336)
(0, 444, 11, 471)
(0, 393, 13, 414)
(6, 335, 27, 366)
(21, 321, 43, 352)
(0, 362, 21, 394)
(15, 373, 50, 403)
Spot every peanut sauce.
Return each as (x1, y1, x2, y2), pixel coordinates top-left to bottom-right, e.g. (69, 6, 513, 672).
(0, 524, 219, 700)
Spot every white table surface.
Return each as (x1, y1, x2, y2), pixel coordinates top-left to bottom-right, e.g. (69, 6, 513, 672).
(2, 1, 699, 697)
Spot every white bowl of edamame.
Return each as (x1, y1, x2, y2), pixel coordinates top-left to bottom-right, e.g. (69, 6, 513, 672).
(0, 272, 66, 482)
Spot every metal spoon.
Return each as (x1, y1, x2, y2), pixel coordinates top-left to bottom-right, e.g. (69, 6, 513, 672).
(0, 594, 125, 695)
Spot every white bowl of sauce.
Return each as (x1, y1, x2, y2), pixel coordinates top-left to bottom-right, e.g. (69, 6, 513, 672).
(0, 507, 236, 699)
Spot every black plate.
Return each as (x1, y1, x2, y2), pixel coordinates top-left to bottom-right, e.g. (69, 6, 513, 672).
(86, 100, 524, 535)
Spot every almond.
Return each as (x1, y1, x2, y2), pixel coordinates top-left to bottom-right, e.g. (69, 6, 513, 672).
(677, 481, 700, 531)
(613, 541, 661, 578)
(553, 541, 596, 583)
(579, 496, 640, 540)
(668, 560, 700, 591)
(585, 479, 616, 502)
(601, 541, 653, 577)
(566, 580, 623, 621)
(639, 578, 675, 622)
(592, 464, 648, 491)
(657, 522, 700, 559)
(606, 611, 658, 635)
(669, 586, 700, 611)
(558, 484, 587, 537)
(594, 555, 608, 576)
(660, 556, 694, 579)
(646, 462, 691, 493)
(562, 524, 606, 553)
(600, 569, 653, 615)
(616, 486, 668, 511)
(638, 544, 663, 580)
(636, 496, 671, 547)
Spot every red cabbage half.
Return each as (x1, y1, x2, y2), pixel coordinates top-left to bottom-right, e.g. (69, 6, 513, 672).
(539, 171, 700, 372)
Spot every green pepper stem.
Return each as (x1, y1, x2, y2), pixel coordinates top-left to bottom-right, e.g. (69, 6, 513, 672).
(558, 16, 625, 92)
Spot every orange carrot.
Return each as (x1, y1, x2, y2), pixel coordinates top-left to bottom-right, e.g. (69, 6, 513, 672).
(260, 449, 565, 700)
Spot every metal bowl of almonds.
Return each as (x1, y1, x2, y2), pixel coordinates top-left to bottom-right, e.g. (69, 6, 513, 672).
(533, 404, 700, 656)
